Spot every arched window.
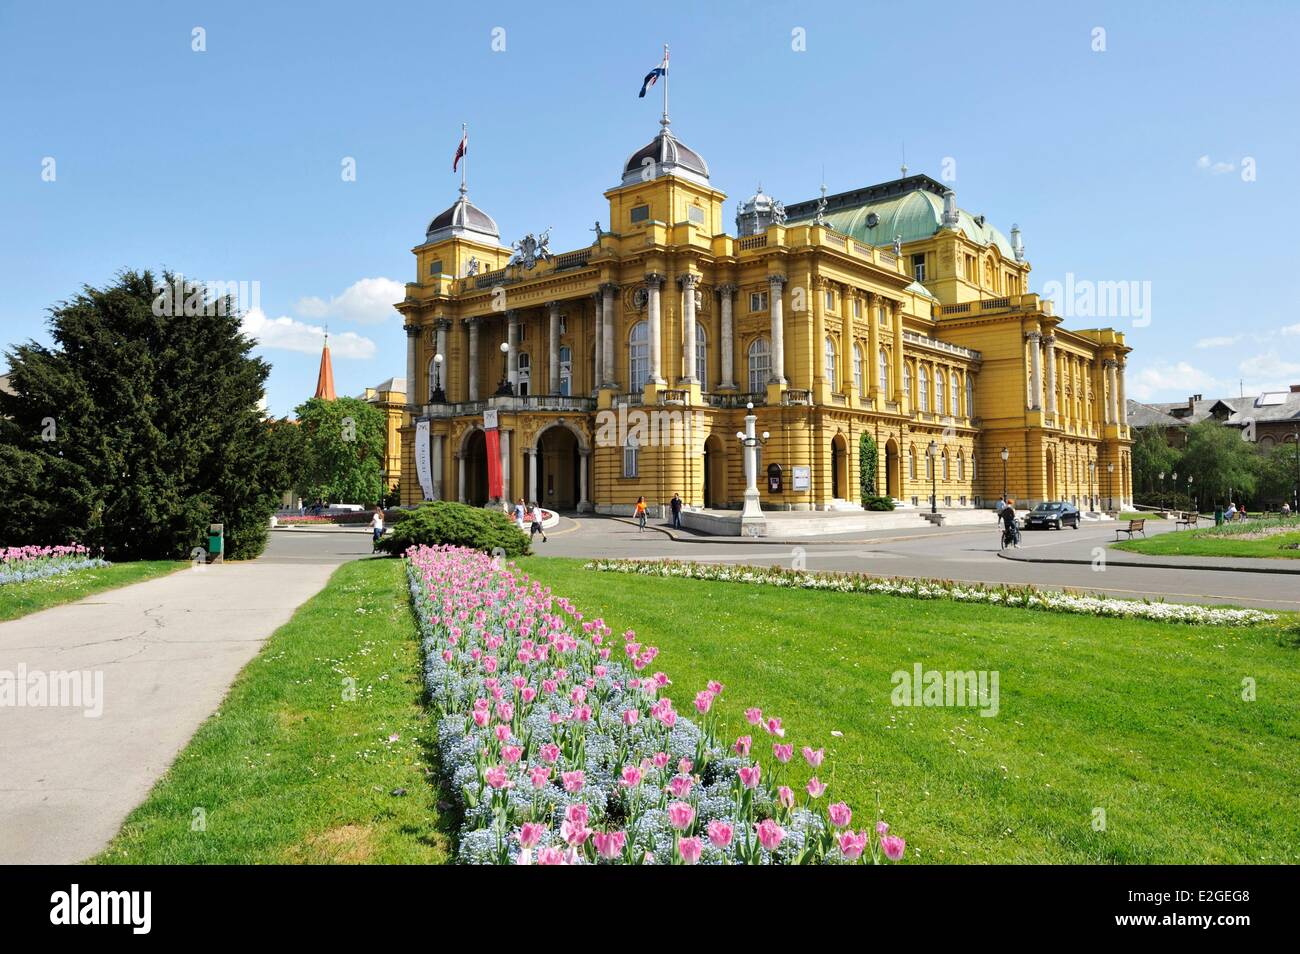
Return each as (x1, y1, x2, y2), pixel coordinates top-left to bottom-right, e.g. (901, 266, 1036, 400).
(558, 345, 572, 396)
(628, 321, 649, 389)
(695, 324, 708, 391)
(879, 348, 889, 396)
(517, 352, 531, 397)
(952, 372, 961, 417)
(925, 447, 934, 479)
(935, 370, 944, 417)
(427, 355, 441, 402)
(903, 361, 912, 405)
(853, 343, 863, 395)
(908, 446, 917, 480)
(941, 449, 950, 481)
(919, 366, 929, 412)
(747, 337, 770, 394)
(957, 450, 965, 481)
(824, 336, 837, 386)
(966, 374, 975, 419)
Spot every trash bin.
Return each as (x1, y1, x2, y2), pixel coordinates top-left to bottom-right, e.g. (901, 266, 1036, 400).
(1214, 507, 1223, 526)
(208, 523, 224, 564)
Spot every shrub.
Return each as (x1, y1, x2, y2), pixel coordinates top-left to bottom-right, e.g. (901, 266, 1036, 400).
(377, 501, 529, 557)
(858, 434, 878, 506)
(864, 495, 895, 511)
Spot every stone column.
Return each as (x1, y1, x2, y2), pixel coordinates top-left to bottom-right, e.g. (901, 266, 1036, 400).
(507, 311, 520, 393)
(435, 319, 449, 391)
(547, 301, 561, 393)
(601, 282, 617, 388)
(717, 283, 736, 389)
(812, 277, 827, 392)
(768, 274, 786, 385)
(579, 449, 591, 511)
(432, 434, 444, 500)
(525, 447, 536, 504)
(592, 293, 603, 391)
(404, 322, 420, 408)
(1027, 331, 1043, 410)
(890, 299, 905, 405)
(457, 453, 466, 503)
(866, 293, 880, 401)
(1105, 359, 1119, 424)
(1043, 334, 1057, 418)
(465, 318, 480, 401)
(679, 273, 699, 383)
(1117, 361, 1128, 425)
(842, 288, 857, 399)
(646, 274, 665, 384)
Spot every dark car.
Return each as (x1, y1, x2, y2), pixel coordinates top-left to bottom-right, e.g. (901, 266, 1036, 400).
(1023, 501, 1080, 530)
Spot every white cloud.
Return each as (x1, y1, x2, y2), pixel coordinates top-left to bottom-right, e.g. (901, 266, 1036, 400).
(1127, 361, 1222, 401)
(1281, 323, 1300, 337)
(1196, 155, 1236, 175)
(1237, 352, 1300, 391)
(241, 308, 376, 359)
(1194, 335, 1241, 349)
(296, 277, 405, 325)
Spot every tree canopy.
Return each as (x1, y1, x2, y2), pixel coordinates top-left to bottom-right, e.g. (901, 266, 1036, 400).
(293, 396, 386, 506)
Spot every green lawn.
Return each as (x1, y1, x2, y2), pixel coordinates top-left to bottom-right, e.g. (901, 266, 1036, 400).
(0, 561, 185, 622)
(1118, 511, 1165, 520)
(1116, 524, 1300, 560)
(519, 556, 1300, 864)
(95, 557, 451, 865)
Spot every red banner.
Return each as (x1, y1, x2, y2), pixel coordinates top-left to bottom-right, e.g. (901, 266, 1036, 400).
(485, 427, 503, 500)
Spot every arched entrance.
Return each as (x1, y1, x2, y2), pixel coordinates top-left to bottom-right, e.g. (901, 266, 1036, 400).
(534, 424, 581, 510)
(831, 433, 848, 500)
(884, 438, 900, 499)
(703, 434, 728, 508)
(464, 429, 489, 506)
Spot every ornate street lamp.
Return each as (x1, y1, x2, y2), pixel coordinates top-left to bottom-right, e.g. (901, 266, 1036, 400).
(1158, 471, 1165, 512)
(735, 401, 769, 534)
(1000, 446, 1009, 500)
(430, 352, 446, 403)
(928, 439, 939, 514)
(494, 341, 513, 396)
(1188, 474, 1196, 514)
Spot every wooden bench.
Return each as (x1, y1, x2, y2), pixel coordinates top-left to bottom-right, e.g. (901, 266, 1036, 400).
(1175, 511, 1199, 529)
(1115, 518, 1146, 540)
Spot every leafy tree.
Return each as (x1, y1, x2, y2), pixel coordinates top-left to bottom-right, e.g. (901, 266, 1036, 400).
(858, 433, 877, 504)
(1179, 419, 1259, 506)
(0, 270, 283, 559)
(1258, 439, 1300, 508)
(294, 396, 385, 505)
(1130, 425, 1181, 495)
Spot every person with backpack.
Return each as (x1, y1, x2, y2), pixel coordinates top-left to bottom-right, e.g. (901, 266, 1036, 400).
(529, 502, 548, 543)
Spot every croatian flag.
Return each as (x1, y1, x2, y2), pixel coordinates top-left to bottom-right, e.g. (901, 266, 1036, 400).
(452, 130, 467, 172)
(638, 50, 668, 98)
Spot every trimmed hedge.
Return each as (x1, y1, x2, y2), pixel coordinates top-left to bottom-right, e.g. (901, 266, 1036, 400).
(377, 501, 530, 557)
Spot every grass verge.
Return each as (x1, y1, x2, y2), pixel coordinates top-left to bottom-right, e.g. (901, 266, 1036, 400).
(94, 557, 451, 864)
(1116, 528, 1300, 559)
(0, 561, 185, 622)
(519, 556, 1299, 864)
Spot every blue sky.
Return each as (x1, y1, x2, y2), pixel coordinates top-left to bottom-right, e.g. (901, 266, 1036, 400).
(2, 0, 1297, 416)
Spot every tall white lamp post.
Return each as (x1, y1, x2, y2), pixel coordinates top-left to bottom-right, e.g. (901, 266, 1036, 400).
(735, 401, 769, 536)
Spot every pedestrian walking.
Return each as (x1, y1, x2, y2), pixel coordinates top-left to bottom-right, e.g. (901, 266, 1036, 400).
(529, 502, 548, 543)
(634, 496, 648, 532)
(370, 506, 385, 550)
(670, 492, 683, 530)
(514, 497, 527, 530)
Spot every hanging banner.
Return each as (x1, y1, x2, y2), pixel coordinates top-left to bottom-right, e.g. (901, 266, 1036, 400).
(484, 409, 503, 500)
(414, 419, 434, 500)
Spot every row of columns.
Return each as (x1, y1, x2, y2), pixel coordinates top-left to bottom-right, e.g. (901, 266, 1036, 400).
(1027, 331, 1127, 428)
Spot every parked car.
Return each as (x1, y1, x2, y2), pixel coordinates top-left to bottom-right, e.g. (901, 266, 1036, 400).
(1023, 501, 1081, 530)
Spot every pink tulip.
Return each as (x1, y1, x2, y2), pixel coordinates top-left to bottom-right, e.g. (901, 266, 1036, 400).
(667, 801, 695, 831)
(777, 786, 795, 809)
(535, 846, 565, 865)
(678, 836, 703, 865)
(472, 709, 489, 728)
(621, 708, 639, 726)
(738, 765, 761, 789)
(881, 834, 906, 861)
(620, 765, 643, 787)
(561, 770, 585, 794)
(802, 746, 825, 768)
(765, 717, 785, 738)
(593, 830, 626, 859)
(828, 802, 852, 828)
(540, 743, 560, 763)
(876, 821, 889, 836)
(493, 724, 510, 742)
(668, 774, 693, 799)
(652, 751, 669, 769)
(529, 766, 550, 788)
(837, 829, 868, 860)
(745, 707, 763, 725)
(707, 820, 734, 848)
(755, 818, 786, 852)
(733, 736, 752, 756)
(772, 743, 793, 763)
(565, 803, 589, 826)
(518, 822, 545, 848)
(707, 680, 725, 695)
(501, 744, 522, 764)
(806, 777, 826, 798)
(485, 766, 510, 789)
(560, 819, 590, 847)
(694, 690, 714, 714)
(678, 758, 693, 775)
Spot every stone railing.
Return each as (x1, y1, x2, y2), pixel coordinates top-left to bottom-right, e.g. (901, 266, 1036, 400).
(658, 389, 689, 406)
(553, 248, 592, 271)
(737, 234, 768, 251)
(902, 330, 982, 361)
(783, 389, 814, 406)
(706, 392, 765, 409)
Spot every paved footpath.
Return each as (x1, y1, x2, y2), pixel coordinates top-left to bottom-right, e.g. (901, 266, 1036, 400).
(0, 533, 369, 864)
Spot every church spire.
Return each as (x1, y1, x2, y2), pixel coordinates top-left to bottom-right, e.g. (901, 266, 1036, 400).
(313, 327, 336, 401)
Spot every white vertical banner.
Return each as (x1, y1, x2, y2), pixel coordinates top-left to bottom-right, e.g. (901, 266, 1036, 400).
(415, 419, 434, 500)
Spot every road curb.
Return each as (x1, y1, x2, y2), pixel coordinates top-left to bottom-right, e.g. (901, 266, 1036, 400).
(606, 516, 991, 547)
(996, 550, 1300, 575)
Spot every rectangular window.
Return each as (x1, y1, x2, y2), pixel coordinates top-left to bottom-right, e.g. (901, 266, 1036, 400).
(750, 291, 769, 312)
(429, 259, 443, 275)
(853, 298, 861, 318)
(687, 205, 704, 224)
(824, 290, 835, 312)
(558, 316, 566, 335)
(911, 254, 926, 282)
(630, 204, 650, 223)
(623, 445, 639, 478)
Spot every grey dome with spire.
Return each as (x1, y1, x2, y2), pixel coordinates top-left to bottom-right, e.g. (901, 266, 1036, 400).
(425, 187, 501, 244)
(620, 125, 710, 188)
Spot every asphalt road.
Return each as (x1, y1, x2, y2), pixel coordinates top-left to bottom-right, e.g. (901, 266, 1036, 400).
(534, 514, 1300, 612)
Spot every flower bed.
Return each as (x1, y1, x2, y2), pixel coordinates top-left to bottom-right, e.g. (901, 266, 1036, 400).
(408, 544, 904, 865)
(583, 559, 1278, 627)
(0, 545, 109, 586)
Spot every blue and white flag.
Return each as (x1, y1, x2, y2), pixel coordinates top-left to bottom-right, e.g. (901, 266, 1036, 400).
(638, 50, 668, 98)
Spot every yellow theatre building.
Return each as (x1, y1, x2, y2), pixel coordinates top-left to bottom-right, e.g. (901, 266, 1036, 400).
(395, 114, 1134, 518)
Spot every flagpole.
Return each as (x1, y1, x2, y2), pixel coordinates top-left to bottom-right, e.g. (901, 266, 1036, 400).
(460, 122, 467, 197)
(662, 43, 670, 129)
